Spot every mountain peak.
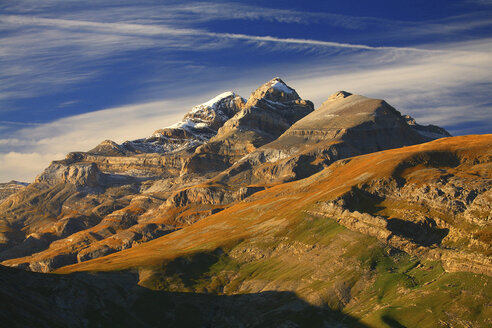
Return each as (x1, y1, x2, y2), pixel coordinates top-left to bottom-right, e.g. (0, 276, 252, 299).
(245, 78, 301, 109)
(160, 91, 244, 133)
(264, 77, 295, 94)
(192, 91, 237, 111)
(180, 91, 245, 130)
(328, 91, 352, 101)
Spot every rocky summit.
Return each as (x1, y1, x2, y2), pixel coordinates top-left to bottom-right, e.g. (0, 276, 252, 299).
(1, 78, 491, 328)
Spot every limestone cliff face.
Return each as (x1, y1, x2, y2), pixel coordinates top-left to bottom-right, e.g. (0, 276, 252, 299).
(36, 161, 101, 187)
(166, 185, 265, 207)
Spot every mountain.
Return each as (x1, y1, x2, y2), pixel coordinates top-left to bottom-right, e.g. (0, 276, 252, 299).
(53, 135, 491, 276)
(179, 78, 314, 175)
(0, 79, 449, 272)
(0, 181, 27, 203)
(95, 91, 246, 156)
(1, 78, 490, 327)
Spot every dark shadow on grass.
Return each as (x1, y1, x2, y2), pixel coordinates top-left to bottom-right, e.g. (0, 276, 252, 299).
(0, 264, 370, 328)
(382, 314, 407, 328)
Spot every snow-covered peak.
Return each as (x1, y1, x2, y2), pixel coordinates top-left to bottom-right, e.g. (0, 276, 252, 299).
(200, 91, 235, 108)
(266, 77, 295, 94)
(160, 91, 243, 130)
(127, 92, 245, 154)
(189, 91, 239, 115)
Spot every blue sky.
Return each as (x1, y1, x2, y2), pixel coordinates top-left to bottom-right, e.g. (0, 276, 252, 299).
(1, 0, 492, 181)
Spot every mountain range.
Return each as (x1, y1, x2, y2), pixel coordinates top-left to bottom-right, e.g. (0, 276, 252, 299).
(0, 78, 490, 327)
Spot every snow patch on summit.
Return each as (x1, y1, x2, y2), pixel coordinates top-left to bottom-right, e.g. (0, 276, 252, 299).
(267, 78, 294, 94)
(120, 91, 245, 155)
(167, 91, 239, 130)
(199, 91, 235, 109)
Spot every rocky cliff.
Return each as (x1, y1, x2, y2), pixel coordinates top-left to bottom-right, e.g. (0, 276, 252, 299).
(213, 91, 451, 187)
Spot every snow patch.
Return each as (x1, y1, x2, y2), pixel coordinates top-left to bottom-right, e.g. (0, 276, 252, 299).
(177, 120, 197, 130)
(192, 91, 235, 112)
(194, 122, 209, 129)
(269, 80, 294, 94)
(166, 119, 201, 131)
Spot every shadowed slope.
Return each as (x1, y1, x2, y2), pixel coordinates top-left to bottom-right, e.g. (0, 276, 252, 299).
(0, 265, 368, 328)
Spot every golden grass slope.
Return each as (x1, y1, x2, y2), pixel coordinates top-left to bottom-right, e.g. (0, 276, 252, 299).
(55, 135, 492, 274)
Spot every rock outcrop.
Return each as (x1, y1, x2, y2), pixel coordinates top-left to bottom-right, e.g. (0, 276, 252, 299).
(0, 181, 27, 203)
(307, 136, 492, 276)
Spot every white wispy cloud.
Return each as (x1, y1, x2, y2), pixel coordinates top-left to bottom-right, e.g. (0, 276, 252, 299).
(0, 14, 218, 106)
(1, 15, 202, 36)
(0, 98, 193, 182)
(44, 2, 492, 40)
(16, 1, 490, 35)
(211, 32, 440, 53)
(0, 151, 66, 183)
(1, 14, 439, 53)
(2, 1, 490, 107)
(0, 10, 442, 107)
(162, 2, 370, 29)
(0, 1, 373, 29)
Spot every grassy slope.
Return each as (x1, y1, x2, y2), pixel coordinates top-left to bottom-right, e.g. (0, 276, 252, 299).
(55, 135, 492, 327)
